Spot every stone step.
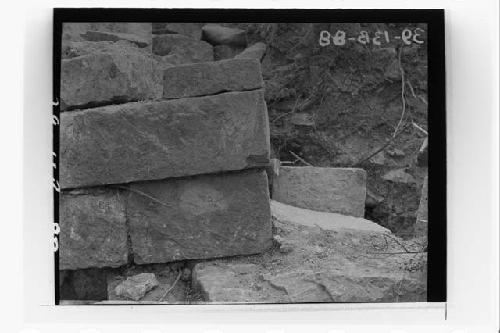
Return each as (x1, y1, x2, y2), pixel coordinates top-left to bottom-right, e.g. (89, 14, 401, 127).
(272, 166, 367, 217)
(126, 169, 273, 264)
(59, 89, 270, 189)
(163, 58, 264, 99)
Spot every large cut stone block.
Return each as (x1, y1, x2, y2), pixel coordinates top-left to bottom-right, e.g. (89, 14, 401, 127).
(59, 188, 128, 270)
(163, 58, 264, 98)
(60, 49, 162, 111)
(59, 90, 270, 189)
(272, 166, 367, 217)
(126, 169, 272, 264)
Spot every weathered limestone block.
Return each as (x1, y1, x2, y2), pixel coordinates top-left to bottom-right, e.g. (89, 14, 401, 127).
(152, 34, 213, 65)
(234, 42, 267, 61)
(60, 48, 162, 111)
(163, 58, 264, 98)
(152, 23, 203, 40)
(59, 188, 128, 270)
(127, 170, 272, 264)
(201, 24, 247, 47)
(272, 166, 367, 217)
(59, 90, 270, 189)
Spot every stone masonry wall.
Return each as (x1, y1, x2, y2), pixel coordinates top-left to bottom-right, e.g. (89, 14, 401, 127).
(59, 23, 273, 273)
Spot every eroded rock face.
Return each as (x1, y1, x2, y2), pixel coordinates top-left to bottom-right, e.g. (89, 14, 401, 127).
(272, 166, 367, 217)
(153, 34, 213, 65)
(59, 90, 270, 189)
(59, 188, 128, 270)
(163, 58, 264, 99)
(201, 24, 247, 47)
(192, 200, 427, 303)
(60, 46, 163, 111)
(126, 170, 273, 264)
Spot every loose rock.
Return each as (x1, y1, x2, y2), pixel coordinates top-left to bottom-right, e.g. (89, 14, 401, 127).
(114, 273, 159, 301)
(201, 24, 247, 47)
(59, 90, 270, 189)
(272, 166, 367, 217)
(192, 201, 425, 303)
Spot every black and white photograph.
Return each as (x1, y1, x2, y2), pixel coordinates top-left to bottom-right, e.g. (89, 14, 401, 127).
(53, 10, 446, 305)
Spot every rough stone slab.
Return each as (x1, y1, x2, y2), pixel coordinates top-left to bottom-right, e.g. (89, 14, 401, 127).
(163, 58, 264, 99)
(59, 188, 128, 270)
(271, 200, 390, 234)
(201, 24, 247, 47)
(152, 23, 203, 40)
(127, 169, 272, 264)
(80, 30, 150, 48)
(234, 42, 267, 61)
(191, 201, 426, 303)
(272, 166, 367, 217)
(107, 263, 188, 303)
(59, 90, 270, 189)
(60, 49, 162, 111)
(152, 34, 213, 65)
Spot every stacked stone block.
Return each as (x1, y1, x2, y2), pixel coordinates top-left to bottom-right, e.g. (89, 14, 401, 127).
(59, 23, 273, 275)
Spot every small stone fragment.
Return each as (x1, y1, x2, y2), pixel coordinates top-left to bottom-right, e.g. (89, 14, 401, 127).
(114, 273, 159, 301)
